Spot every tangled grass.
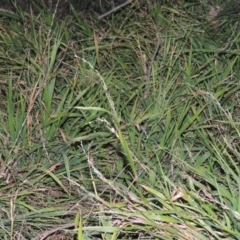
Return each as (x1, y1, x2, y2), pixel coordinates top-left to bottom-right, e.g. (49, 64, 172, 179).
(0, 0, 239, 239)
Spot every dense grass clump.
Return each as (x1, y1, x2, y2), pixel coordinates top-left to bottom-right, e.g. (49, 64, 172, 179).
(0, 0, 239, 239)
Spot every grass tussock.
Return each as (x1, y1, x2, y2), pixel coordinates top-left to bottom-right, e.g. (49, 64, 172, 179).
(0, 0, 239, 239)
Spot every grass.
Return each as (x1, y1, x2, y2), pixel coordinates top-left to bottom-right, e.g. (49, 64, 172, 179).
(0, 0, 239, 239)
